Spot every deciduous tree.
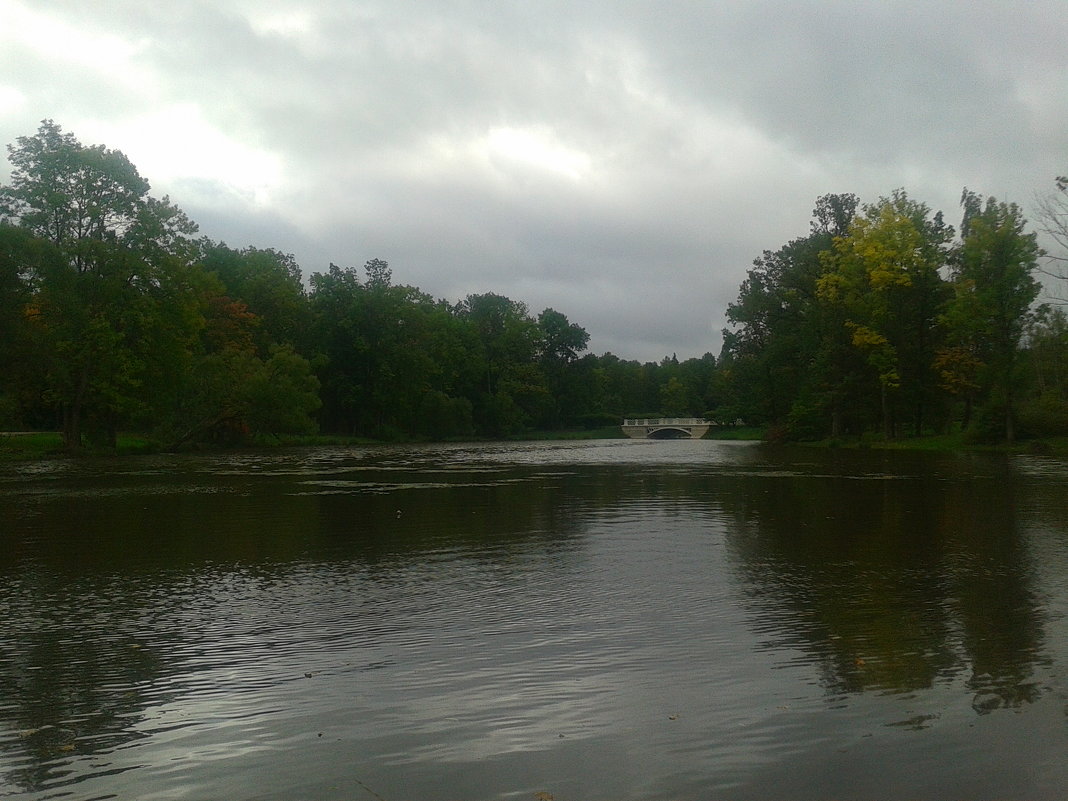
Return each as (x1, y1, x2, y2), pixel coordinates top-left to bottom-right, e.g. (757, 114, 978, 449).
(0, 121, 199, 449)
(947, 190, 1041, 442)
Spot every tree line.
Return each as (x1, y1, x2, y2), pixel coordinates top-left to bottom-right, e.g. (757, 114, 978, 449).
(720, 189, 1068, 444)
(0, 121, 720, 451)
(1, 121, 1065, 451)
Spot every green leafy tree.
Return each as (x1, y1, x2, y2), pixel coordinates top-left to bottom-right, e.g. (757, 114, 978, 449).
(167, 344, 320, 447)
(722, 194, 860, 437)
(1019, 307, 1068, 435)
(818, 190, 952, 438)
(197, 242, 308, 353)
(536, 307, 590, 427)
(309, 260, 473, 438)
(946, 190, 1042, 442)
(458, 292, 546, 435)
(0, 121, 199, 450)
(659, 376, 691, 417)
(0, 224, 62, 426)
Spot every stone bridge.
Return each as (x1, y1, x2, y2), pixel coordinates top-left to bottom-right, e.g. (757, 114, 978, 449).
(621, 418, 710, 439)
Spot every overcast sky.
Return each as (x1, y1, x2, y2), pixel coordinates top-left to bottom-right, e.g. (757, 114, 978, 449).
(1, 1, 1065, 362)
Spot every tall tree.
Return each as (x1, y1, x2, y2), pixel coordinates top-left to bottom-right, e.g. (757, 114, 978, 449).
(309, 260, 472, 438)
(536, 308, 590, 427)
(946, 190, 1041, 442)
(818, 190, 952, 438)
(0, 224, 60, 426)
(0, 121, 199, 449)
(458, 292, 547, 435)
(722, 194, 860, 437)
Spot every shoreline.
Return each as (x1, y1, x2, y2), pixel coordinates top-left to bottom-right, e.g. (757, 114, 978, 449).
(3, 428, 1067, 461)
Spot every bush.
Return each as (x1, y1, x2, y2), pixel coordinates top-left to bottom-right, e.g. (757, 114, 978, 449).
(576, 412, 621, 430)
(0, 394, 20, 430)
(784, 395, 830, 441)
(417, 391, 474, 440)
(962, 400, 1009, 444)
(1016, 392, 1068, 438)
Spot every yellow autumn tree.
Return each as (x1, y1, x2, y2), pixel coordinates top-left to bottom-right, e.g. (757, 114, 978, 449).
(817, 190, 952, 438)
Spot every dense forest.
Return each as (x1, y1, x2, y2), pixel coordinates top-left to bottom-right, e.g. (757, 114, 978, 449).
(1, 121, 1066, 452)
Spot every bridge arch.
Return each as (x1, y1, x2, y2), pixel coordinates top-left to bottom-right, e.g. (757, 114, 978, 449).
(647, 426, 692, 439)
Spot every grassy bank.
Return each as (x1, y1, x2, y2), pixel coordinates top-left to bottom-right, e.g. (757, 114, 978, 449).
(6, 426, 1062, 460)
(0, 428, 628, 460)
(802, 431, 1068, 455)
(704, 426, 765, 441)
(0, 432, 65, 460)
(0, 432, 158, 460)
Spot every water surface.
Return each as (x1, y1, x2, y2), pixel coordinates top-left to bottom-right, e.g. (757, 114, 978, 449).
(2, 439, 1068, 799)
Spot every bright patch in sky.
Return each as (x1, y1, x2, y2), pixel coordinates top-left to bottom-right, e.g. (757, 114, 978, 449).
(245, 9, 315, 38)
(484, 127, 592, 181)
(1, 2, 149, 91)
(0, 85, 26, 113)
(89, 106, 283, 208)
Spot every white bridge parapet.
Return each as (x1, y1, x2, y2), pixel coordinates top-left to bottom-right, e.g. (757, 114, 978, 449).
(621, 418, 710, 439)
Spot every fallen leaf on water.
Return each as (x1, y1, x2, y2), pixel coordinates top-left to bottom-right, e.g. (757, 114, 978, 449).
(534, 793, 554, 801)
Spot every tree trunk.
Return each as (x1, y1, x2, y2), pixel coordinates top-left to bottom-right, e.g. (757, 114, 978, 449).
(1005, 388, 1015, 445)
(63, 368, 91, 452)
(881, 383, 891, 440)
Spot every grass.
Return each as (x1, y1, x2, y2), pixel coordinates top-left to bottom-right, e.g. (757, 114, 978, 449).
(802, 430, 1068, 455)
(0, 432, 159, 460)
(0, 432, 66, 460)
(703, 426, 766, 441)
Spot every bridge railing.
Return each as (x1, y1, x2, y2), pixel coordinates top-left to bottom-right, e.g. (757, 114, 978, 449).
(622, 418, 708, 427)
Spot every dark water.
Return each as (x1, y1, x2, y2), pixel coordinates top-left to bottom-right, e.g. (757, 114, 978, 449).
(2, 439, 1068, 800)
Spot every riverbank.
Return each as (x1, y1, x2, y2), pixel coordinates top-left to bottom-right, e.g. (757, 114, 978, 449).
(800, 431, 1068, 456)
(5, 427, 1067, 461)
(0, 428, 626, 460)
(0, 432, 158, 461)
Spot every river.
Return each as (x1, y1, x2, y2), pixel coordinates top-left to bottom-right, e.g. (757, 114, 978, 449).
(2, 439, 1068, 799)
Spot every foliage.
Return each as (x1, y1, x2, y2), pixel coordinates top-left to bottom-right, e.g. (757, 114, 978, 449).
(724, 186, 1057, 444)
(0, 121, 204, 450)
(945, 191, 1041, 442)
(2, 122, 1066, 450)
(817, 189, 953, 438)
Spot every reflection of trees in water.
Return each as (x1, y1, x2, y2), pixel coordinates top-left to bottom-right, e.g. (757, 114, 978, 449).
(1, 448, 1057, 793)
(313, 466, 592, 564)
(0, 458, 612, 792)
(722, 457, 1046, 710)
(941, 481, 1047, 713)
